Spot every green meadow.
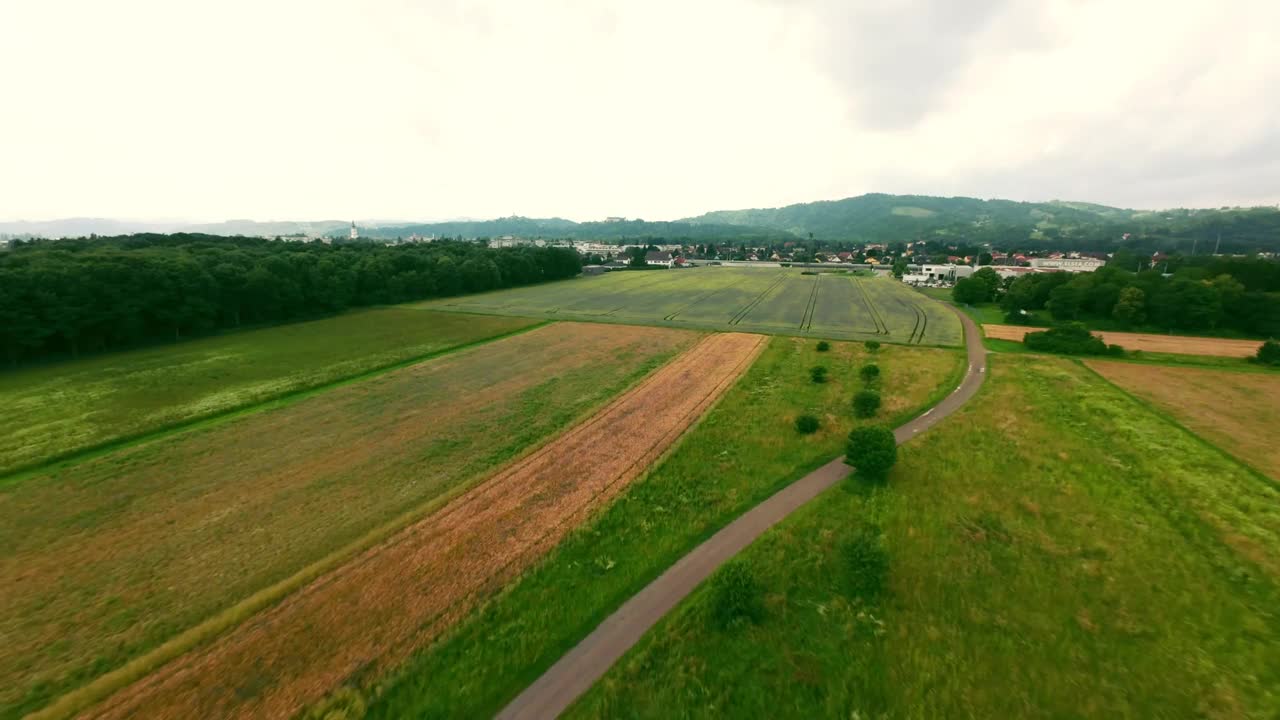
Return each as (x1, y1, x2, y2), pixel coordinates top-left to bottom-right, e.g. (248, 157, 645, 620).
(569, 355, 1280, 719)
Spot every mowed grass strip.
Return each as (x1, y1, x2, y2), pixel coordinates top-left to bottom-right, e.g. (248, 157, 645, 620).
(1087, 360, 1280, 481)
(423, 268, 963, 346)
(363, 337, 963, 719)
(0, 323, 695, 720)
(568, 355, 1280, 719)
(83, 333, 766, 720)
(0, 308, 540, 477)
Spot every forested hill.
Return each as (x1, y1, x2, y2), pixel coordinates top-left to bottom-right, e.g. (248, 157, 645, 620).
(682, 193, 1280, 253)
(0, 235, 581, 366)
(358, 217, 796, 243)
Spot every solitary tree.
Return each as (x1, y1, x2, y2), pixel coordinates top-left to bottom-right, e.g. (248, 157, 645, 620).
(864, 340, 881, 353)
(810, 365, 829, 383)
(816, 340, 831, 352)
(845, 425, 897, 481)
(795, 414, 820, 434)
(859, 364, 881, 385)
(853, 389, 881, 418)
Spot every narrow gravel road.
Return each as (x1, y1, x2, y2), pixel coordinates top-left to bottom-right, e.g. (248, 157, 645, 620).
(497, 305, 987, 720)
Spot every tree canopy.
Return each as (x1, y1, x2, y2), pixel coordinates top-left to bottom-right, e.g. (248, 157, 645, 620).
(0, 235, 581, 366)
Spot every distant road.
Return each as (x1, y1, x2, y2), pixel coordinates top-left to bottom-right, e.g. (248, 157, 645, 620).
(497, 306, 988, 720)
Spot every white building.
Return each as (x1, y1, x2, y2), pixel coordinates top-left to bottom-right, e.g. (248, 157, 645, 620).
(903, 264, 975, 285)
(349, 221, 358, 240)
(1029, 257, 1106, 272)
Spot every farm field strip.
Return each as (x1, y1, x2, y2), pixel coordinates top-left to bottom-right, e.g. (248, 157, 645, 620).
(0, 309, 541, 478)
(984, 323, 1264, 357)
(1086, 360, 1280, 480)
(82, 333, 767, 720)
(426, 268, 961, 345)
(569, 355, 1280, 719)
(4, 323, 696, 720)
(361, 339, 964, 719)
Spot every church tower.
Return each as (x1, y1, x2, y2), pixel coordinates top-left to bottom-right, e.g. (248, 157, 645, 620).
(349, 221, 358, 240)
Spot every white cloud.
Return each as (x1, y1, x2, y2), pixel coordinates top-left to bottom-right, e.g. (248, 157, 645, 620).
(1, 0, 1277, 222)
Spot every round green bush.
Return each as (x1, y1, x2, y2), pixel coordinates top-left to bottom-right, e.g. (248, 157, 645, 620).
(708, 560, 764, 629)
(852, 389, 881, 418)
(810, 365, 829, 383)
(1256, 339, 1280, 366)
(859, 363, 881, 384)
(845, 425, 897, 481)
(864, 340, 881, 353)
(816, 340, 831, 352)
(795, 414, 820, 434)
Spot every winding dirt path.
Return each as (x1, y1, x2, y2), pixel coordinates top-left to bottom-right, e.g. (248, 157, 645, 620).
(498, 305, 987, 720)
(81, 332, 766, 720)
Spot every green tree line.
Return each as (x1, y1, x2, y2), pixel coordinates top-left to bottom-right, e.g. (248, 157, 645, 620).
(954, 257, 1280, 336)
(0, 234, 582, 366)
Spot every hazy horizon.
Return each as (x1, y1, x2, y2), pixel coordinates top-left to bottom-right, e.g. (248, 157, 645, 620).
(4, 0, 1279, 222)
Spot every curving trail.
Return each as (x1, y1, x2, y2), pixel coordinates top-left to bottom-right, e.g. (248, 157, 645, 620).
(497, 304, 988, 720)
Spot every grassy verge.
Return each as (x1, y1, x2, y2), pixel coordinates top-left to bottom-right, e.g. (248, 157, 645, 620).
(570, 354, 1280, 718)
(0, 308, 540, 477)
(4, 324, 695, 720)
(361, 337, 963, 718)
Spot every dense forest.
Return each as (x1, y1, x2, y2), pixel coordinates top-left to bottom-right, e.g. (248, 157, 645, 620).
(954, 255, 1280, 337)
(0, 235, 581, 366)
(356, 217, 796, 244)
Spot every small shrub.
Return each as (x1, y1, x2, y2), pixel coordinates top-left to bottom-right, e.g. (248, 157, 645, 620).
(709, 560, 764, 629)
(845, 425, 897, 481)
(859, 363, 881, 385)
(816, 340, 831, 352)
(840, 527, 888, 602)
(810, 365, 829, 383)
(795, 414, 820, 434)
(864, 340, 881, 353)
(1256, 339, 1280, 366)
(852, 389, 881, 418)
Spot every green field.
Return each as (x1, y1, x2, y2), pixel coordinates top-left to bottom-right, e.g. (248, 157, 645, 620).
(422, 268, 962, 346)
(362, 337, 964, 718)
(0, 308, 540, 477)
(0, 323, 694, 720)
(568, 355, 1280, 718)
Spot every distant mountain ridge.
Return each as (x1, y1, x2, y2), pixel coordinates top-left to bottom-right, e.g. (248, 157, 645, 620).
(6, 194, 1279, 253)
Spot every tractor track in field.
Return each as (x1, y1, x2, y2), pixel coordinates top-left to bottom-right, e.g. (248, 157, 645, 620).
(798, 274, 821, 333)
(728, 272, 788, 326)
(852, 278, 890, 336)
(663, 278, 747, 322)
(79, 333, 767, 720)
(902, 301, 928, 344)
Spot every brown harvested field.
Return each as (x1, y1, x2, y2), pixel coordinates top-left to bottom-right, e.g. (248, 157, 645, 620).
(1088, 360, 1280, 480)
(82, 332, 767, 720)
(983, 323, 1263, 357)
(3, 323, 696, 720)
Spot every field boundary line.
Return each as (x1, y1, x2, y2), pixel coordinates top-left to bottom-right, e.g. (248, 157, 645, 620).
(27, 326, 704, 720)
(0, 320, 550, 489)
(1077, 360, 1280, 491)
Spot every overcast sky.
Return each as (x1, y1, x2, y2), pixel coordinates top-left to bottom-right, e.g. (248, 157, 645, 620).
(3, 0, 1278, 222)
